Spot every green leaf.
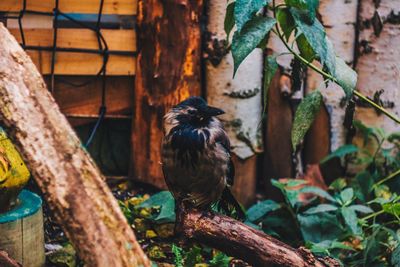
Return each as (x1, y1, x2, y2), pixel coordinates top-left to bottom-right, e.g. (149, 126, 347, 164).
(209, 252, 231, 267)
(172, 244, 183, 267)
(304, 204, 338, 214)
(232, 17, 276, 75)
(298, 213, 344, 243)
(334, 56, 357, 98)
(138, 191, 176, 223)
(392, 244, 400, 267)
(382, 202, 400, 217)
(349, 204, 373, 214)
(285, 0, 319, 22)
(263, 55, 279, 115)
(291, 90, 323, 150)
(353, 171, 374, 202)
(388, 132, 400, 143)
(340, 188, 354, 204)
(320, 144, 359, 163)
(246, 199, 281, 222)
(296, 34, 315, 62)
(276, 8, 296, 41)
(224, 2, 235, 37)
(234, 0, 269, 32)
(341, 207, 361, 235)
(290, 8, 330, 66)
(299, 186, 337, 203)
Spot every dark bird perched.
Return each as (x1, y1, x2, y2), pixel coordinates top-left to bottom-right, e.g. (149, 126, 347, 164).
(161, 96, 245, 219)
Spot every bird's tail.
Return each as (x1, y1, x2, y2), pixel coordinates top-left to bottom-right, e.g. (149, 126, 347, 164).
(217, 187, 246, 221)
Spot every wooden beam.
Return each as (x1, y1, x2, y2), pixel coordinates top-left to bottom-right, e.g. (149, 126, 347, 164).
(131, 0, 203, 188)
(0, 0, 137, 15)
(49, 76, 134, 116)
(9, 29, 136, 52)
(26, 50, 136, 75)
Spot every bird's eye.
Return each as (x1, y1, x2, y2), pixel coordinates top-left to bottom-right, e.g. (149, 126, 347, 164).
(187, 109, 196, 115)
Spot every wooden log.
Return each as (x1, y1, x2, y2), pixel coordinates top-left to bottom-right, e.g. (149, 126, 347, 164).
(0, 0, 137, 15)
(0, 190, 44, 267)
(355, 0, 400, 133)
(205, 0, 262, 206)
(0, 251, 22, 267)
(177, 205, 341, 267)
(131, 0, 203, 188)
(0, 23, 150, 267)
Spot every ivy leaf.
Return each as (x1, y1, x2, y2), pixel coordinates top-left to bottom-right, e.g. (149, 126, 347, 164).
(276, 8, 296, 41)
(320, 144, 359, 163)
(392, 245, 400, 267)
(234, 0, 269, 32)
(298, 213, 344, 243)
(304, 204, 338, 214)
(263, 55, 279, 114)
(290, 8, 336, 75)
(224, 2, 236, 37)
(291, 90, 323, 150)
(334, 56, 357, 98)
(341, 207, 361, 235)
(246, 199, 280, 222)
(232, 17, 276, 75)
(285, 0, 319, 22)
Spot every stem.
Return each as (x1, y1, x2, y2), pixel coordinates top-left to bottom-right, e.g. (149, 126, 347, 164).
(271, 1, 400, 124)
(362, 209, 385, 221)
(374, 168, 400, 187)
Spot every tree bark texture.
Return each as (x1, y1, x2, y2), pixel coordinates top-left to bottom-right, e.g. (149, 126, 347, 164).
(0, 24, 150, 267)
(177, 207, 340, 267)
(131, 0, 203, 188)
(355, 0, 400, 133)
(205, 0, 262, 205)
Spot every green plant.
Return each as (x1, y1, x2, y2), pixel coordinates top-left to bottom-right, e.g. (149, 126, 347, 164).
(245, 125, 400, 266)
(225, 0, 400, 153)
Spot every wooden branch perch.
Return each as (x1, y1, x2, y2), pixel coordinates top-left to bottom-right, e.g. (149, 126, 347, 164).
(0, 24, 150, 267)
(177, 206, 340, 267)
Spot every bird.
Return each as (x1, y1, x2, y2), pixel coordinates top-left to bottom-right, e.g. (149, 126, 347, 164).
(161, 96, 245, 220)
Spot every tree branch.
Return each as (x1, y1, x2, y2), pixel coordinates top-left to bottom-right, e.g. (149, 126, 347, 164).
(176, 205, 340, 267)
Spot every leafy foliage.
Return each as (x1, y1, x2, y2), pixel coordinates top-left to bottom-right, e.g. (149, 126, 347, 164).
(245, 125, 400, 266)
(226, 0, 361, 146)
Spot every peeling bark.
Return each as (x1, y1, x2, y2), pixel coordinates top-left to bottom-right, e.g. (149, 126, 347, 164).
(131, 0, 203, 188)
(0, 24, 150, 267)
(177, 205, 340, 267)
(355, 0, 400, 133)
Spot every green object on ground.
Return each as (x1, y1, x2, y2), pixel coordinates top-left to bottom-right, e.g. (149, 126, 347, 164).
(0, 190, 42, 223)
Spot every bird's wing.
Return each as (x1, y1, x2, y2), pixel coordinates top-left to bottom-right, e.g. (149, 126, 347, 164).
(215, 131, 235, 186)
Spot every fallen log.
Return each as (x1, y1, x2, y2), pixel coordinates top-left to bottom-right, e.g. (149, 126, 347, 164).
(0, 23, 151, 267)
(177, 205, 340, 267)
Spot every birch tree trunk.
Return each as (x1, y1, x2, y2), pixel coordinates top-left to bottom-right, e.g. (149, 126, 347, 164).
(0, 23, 150, 267)
(355, 0, 400, 133)
(206, 1, 262, 205)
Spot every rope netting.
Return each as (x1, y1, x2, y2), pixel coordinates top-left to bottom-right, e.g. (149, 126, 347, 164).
(2, 0, 136, 148)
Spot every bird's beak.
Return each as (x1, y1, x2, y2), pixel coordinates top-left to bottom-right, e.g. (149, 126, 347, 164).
(204, 106, 225, 117)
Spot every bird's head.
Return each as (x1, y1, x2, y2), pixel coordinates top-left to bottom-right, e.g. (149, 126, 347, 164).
(173, 96, 225, 125)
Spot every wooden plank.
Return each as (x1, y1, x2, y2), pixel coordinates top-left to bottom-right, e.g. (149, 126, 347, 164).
(0, 0, 137, 15)
(9, 29, 136, 52)
(27, 50, 136, 75)
(131, 0, 203, 188)
(50, 76, 134, 116)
